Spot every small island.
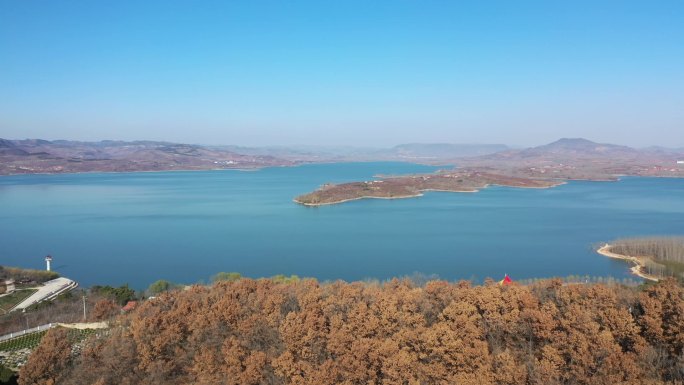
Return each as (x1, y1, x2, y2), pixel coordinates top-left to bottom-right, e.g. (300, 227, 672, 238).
(597, 237, 684, 281)
(294, 171, 564, 206)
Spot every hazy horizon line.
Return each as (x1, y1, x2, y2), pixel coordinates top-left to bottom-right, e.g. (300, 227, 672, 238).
(3, 136, 683, 150)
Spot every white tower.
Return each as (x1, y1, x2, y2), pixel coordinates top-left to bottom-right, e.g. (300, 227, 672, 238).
(45, 255, 53, 271)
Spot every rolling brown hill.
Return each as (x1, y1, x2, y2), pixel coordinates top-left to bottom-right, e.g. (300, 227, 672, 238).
(0, 139, 295, 175)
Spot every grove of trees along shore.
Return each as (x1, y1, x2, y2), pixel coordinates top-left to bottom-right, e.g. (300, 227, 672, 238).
(19, 278, 684, 385)
(610, 237, 684, 279)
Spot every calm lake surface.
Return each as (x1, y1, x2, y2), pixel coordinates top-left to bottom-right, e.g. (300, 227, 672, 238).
(1, 162, 683, 288)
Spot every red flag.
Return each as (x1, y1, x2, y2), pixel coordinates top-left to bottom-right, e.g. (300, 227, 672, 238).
(499, 274, 513, 286)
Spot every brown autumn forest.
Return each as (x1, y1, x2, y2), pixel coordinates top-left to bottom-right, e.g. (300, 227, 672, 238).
(18, 277, 684, 385)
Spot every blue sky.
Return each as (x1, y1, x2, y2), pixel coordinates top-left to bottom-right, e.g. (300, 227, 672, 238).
(1, 1, 682, 147)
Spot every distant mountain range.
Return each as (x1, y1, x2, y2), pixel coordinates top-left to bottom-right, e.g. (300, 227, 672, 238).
(519, 138, 640, 158)
(471, 138, 683, 163)
(214, 143, 509, 161)
(387, 143, 510, 159)
(476, 138, 640, 161)
(1, 137, 682, 175)
(0, 139, 294, 175)
(455, 138, 684, 181)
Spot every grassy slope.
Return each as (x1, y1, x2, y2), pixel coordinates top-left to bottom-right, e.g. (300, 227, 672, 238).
(0, 290, 37, 314)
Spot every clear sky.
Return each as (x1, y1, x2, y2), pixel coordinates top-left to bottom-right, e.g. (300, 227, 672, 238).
(1, 1, 683, 147)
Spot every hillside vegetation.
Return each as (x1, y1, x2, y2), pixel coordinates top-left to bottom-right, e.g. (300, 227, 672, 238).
(0, 285, 135, 335)
(0, 266, 59, 285)
(18, 278, 684, 385)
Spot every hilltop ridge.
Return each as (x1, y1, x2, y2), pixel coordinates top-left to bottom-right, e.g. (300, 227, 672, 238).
(0, 139, 295, 175)
(518, 138, 640, 158)
(1, 137, 683, 176)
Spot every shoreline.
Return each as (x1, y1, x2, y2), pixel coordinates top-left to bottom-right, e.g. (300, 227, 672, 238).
(489, 180, 567, 189)
(596, 244, 659, 282)
(294, 193, 424, 206)
(0, 160, 450, 178)
(294, 187, 488, 206)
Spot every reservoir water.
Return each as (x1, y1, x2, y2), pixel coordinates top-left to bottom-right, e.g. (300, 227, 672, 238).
(1, 162, 683, 288)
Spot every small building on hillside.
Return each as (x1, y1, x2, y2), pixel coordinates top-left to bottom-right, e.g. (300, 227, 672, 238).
(121, 301, 137, 312)
(677, 160, 684, 164)
(0, 280, 16, 295)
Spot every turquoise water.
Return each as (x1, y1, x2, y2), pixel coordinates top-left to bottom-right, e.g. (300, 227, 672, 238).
(1, 162, 683, 288)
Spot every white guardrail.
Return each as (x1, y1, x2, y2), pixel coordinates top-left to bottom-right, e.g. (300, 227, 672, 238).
(0, 322, 108, 344)
(0, 323, 57, 343)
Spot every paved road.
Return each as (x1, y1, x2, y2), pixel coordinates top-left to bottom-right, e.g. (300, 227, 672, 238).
(12, 277, 78, 311)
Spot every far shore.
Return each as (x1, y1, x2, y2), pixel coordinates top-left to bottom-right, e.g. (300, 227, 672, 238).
(596, 244, 659, 282)
(0, 165, 283, 178)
